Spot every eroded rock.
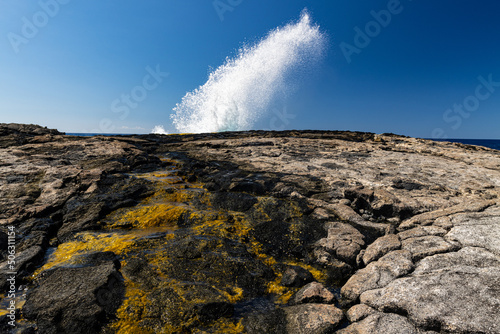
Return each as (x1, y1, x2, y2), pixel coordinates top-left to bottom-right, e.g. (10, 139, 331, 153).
(346, 303, 377, 322)
(338, 312, 420, 334)
(3, 125, 500, 333)
(360, 247, 500, 333)
(362, 234, 401, 265)
(341, 250, 414, 304)
(290, 282, 335, 305)
(23, 258, 124, 334)
(281, 265, 314, 288)
(401, 235, 458, 261)
(313, 222, 365, 265)
(284, 304, 344, 334)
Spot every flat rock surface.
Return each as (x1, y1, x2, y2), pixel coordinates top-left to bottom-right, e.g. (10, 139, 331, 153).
(401, 235, 458, 261)
(0, 125, 499, 333)
(445, 205, 500, 255)
(360, 247, 500, 333)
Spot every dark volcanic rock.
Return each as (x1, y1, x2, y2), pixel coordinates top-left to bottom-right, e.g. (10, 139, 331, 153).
(244, 304, 344, 334)
(57, 174, 152, 241)
(0, 246, 45, 292)
(23, 258, 124, 334)
(244, 308, 288, 334)
(280, 265, 314, 288)
(210, 191, 258, 212)
(196, 301, 234, 322)
(2, 125, 500, 333)
(0, 123, 62, 148)
(159, 234, 275, 297)
(290, 282, 335, 305)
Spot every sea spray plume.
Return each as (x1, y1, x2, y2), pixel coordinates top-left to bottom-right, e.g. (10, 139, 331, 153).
(171, 11, 325, 133)
(151, 125, 168, 135)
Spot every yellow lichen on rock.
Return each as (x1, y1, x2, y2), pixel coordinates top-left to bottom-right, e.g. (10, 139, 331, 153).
(34, 232, 137, 275)
(220, 286, 244, 304)
(113, 203, 189, 228)
(284, 261, 327, 282)
(266, 276, 296, 304)
(204, 318, 245, 334)
(109, 283, 154, 334)
(35, 157, 324, 333)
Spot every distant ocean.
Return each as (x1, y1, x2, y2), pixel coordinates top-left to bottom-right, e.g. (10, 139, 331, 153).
(431, 139, 500, 151)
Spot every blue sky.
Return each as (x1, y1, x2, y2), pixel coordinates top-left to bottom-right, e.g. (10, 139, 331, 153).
(1, 0, 499, 138)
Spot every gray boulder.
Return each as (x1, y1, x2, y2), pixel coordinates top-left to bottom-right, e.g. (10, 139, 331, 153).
(360, 247, 500, 333)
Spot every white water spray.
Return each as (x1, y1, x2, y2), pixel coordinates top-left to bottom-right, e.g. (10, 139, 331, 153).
(170, 11, 325, 133)
(151, 125, 169, 135)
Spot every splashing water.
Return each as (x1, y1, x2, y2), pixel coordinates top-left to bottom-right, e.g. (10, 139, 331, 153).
(151, 125, 168, 135)
(170, 11, 325, 133)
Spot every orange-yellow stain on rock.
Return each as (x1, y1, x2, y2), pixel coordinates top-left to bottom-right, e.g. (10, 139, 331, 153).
(112, 203, 189, 228)
(33, 233, 137, 275)
(109, 283, 155, 334)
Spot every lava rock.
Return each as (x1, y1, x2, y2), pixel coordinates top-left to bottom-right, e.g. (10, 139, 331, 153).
(341, 250, 414, 304)
(313, 222, 365, 265)
(23, 260, 124, 334)
(0, 246, 45, 293)
(284, 303, 344, 334)
(211, 191, 258, 212)
(280, 265, 314, 288)
(338, 312, 420, 334)
(362, 234, 401, 265)
(360, 247, 500, 333)
(290, 282, 335, 305)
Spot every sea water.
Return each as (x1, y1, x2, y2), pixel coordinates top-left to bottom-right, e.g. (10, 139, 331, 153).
(170, 11, 325, 134)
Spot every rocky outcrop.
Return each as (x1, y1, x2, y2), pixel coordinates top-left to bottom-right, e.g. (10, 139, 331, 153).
(0, 125, 499, 333)
(280, 265, 315, 288)
(290, 282, 335, 305)
(244, 304, 344, 334)
(341, 250, 414, 304)
(338, 312, 424, 334)
(23, 252, 124, 334)
(361, 233, 401, 265)
(360, 247, 500, 333)
(313, 221, 365, 265)
(0, 123, 62, 148)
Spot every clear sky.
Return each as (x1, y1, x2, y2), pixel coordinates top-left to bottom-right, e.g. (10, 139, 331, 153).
(1, 0, 499, 138)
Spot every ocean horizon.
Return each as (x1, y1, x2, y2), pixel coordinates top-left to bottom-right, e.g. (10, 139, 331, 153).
(430, 138, 500, 151)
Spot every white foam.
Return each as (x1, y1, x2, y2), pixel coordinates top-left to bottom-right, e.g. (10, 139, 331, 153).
(171, 10, 325, 133)
(151, 125, 169, 135)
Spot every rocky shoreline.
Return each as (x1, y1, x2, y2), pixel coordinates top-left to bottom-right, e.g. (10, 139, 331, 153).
(0, 123, 499, 333)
